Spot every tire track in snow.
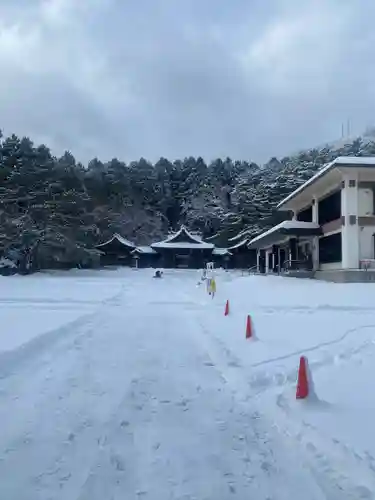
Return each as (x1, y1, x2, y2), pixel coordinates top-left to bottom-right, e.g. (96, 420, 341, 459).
(0, 310, 100, 380)
(0, 279, 135, 500)
(197, 308, 375, 394)
(249, 323, 375, 369)
(73, 307, 329, 500)
(258, 304, 375, 313)
(193, 307, 375, 498)
(0, 279, 128, 380)
(190, 312, 365, 499)
(274, 394, 375, 499)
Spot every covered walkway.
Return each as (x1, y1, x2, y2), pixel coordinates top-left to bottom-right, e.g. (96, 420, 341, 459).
(248, 220, 322, 273)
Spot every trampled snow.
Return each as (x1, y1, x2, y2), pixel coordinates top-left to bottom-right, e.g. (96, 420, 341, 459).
(0, 268, 375, 499)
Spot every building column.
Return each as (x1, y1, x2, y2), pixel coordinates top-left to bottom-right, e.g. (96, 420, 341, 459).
(272, 244, 279, 272)
(341, 175, 359, 269)
(289, 238, 297, 262)
(259, 249, 265, 273)
(256, 250, 260, 272)
(312, 197, 319, 270)
(265, 249, 271, 273)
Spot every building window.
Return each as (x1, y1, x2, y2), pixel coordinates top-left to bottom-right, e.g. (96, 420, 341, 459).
(318, 190, 341, 225)
(349, 215, 357, 225)
(297, 205, 312, 222)
(319, 233, 342, 264)
(349, 179, 356, 187)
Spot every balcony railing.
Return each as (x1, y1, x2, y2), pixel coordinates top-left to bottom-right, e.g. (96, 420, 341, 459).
(360, 259, 375, 271)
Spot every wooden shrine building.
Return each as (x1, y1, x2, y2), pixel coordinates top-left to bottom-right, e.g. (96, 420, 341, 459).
(96, 226, 233, 269)
(96, 234, 136, 266)
(151, 226, 216, 269)
(130, 246, 159, 268)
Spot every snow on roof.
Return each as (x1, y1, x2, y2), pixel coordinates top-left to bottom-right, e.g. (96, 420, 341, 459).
(205, 232, 219, 241)
(152, 241, 214, 249)
(96, 233, 136, 248)
(277, 156, 375, 209)
(334, 156, 375, 165)
(162, 226, 204, 244)
(151, 225, 214, 249)
(228, 230, 251, 242)
(248, 220, 320, 246)
(131, 246, 157, 254)
(228, 239, 249, 250)
(212, 248, 232, 255)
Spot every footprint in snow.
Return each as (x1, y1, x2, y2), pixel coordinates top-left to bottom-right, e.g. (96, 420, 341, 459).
(204, 361, 214, 367)
(110, 454, 125, 472)
(228, 484, 236, 494)
(261, 461, 273, 473)
(176, 398, 190, 407)
(228, 360, 241, 368)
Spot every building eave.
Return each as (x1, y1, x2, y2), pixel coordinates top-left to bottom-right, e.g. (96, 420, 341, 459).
(277, 156, 375, 211)
(96, 233, 136, 249)
(228, 239, 249, 250)
(151, 242, 214, 250)
(212, 248, 232, 256)
(131, 246, 157, 255)
(151, 225, 214, 249)
(247, 221, 322, 249)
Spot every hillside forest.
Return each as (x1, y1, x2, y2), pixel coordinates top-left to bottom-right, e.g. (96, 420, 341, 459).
(1, 129, 375, 271)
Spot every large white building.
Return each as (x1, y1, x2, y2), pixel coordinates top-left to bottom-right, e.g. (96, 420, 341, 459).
(248, 156, 375, 282)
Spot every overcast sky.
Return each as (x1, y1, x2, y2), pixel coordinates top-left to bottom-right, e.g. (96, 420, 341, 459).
(0, 0, 374, 165)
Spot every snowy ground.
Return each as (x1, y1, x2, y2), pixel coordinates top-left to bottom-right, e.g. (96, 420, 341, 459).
(0, 268, 375, 499)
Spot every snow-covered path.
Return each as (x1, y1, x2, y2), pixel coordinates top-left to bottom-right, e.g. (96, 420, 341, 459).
(0, 270, 374, 499)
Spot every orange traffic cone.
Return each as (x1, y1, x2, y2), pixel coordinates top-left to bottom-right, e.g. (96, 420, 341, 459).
(224, 300, 229, 316)
(246, 315, 252, 339)
(296, 356, 309, 399)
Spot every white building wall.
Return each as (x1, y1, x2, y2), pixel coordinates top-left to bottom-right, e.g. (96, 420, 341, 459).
(311, 197, 319, 270)
(357, 186, 375, 262)
(341, 174, 359, 269)
(277, 166, 375, 272)
(320, 261, 343, 270)
(358, 188, 373, 216)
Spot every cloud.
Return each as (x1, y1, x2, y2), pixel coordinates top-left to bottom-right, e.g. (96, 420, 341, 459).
(0, 0, 374, 163)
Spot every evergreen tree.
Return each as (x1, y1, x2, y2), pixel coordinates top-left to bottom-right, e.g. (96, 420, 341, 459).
(1, 126, 375, 272)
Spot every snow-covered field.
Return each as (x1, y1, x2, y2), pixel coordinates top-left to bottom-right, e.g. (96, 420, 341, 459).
(0, 268, 375, 499)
